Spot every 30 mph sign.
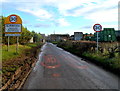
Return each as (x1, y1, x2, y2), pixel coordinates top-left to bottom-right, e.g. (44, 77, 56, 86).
(10, 15, 17, 23)
(93, 24, 102, 32)
(4, 14, 22, 35)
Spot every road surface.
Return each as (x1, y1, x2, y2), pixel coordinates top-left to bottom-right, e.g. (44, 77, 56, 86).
(22, 43, 119, 89)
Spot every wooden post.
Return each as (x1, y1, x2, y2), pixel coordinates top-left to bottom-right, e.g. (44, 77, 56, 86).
(16, 36, 19, 53)
(7, 36, 9, 51)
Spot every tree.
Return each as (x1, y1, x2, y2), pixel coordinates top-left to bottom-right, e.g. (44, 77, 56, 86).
(32, 31, 42, 43)
(1, 16, 42, 45)
(19, 27, 33, 44)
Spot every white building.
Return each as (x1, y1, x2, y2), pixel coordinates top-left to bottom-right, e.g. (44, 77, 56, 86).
(29, 37, 33, 43)
(74, 32, 83, 40)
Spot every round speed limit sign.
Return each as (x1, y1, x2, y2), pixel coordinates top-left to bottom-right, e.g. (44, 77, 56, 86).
(93, 24, 102, 32)
(9, 15, 17, 23)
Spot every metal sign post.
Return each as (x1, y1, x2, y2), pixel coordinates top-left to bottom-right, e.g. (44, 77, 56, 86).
(97, 32, 98, 52)
(93, 24, 102, 53)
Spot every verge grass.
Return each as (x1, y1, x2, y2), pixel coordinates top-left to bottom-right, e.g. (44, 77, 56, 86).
(82, 52, 120, 71)
(2, 43, 38, 61)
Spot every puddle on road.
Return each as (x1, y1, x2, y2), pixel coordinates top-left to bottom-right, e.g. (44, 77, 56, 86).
(33, 44, 47, 72)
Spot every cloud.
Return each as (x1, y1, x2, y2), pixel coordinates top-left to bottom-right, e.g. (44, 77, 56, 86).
(84, 9, 117, 23)
(34, 23, 51, 28)
(1, 0, 43, 2)
(102, 24, 118, 29)
(17, 8, 52, 20)
(57, 18, 70, 27)
(1, 0, 8, 2)
(2, 0, 119, 33)
(36, 19, 46, 21)
(4, 0, 119, 23)
(23, 20, 30, 24)
(82, 26, 92, 29)
(53, 0, 119, 23)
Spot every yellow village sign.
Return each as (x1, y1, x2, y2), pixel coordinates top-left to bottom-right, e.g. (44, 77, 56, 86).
(4, 14, 22, 35)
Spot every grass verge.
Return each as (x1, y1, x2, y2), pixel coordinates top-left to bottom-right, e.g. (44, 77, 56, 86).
(2, 43, 39, 61)
(2, 43, 43, 88)
(82, 52, 120, 75)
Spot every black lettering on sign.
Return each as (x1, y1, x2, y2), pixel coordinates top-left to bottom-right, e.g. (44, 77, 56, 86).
(8, 28, 18, 32)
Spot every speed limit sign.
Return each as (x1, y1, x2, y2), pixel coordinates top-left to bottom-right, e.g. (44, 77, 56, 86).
(93, 23, 102, 53)
(9, 15, 17, 23)
(93, 24, 102, 32)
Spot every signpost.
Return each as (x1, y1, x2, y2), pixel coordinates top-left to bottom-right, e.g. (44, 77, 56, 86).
(93, 24, 102, 52)
(4, 14, 22, 53)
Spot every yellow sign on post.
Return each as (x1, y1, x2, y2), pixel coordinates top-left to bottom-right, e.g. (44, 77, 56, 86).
(4, 14, 22, 53)
(4, 14, 22, 35)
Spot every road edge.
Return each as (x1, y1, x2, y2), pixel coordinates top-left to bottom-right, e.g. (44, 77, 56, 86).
(17, 60, 37, 90)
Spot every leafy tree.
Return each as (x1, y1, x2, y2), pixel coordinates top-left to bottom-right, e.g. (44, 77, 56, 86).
(32, 31, 42, 43)
(19, 27, 33, 44)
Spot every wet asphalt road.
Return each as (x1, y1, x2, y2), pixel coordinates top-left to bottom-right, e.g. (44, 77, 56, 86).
(22, 43, 119, 89)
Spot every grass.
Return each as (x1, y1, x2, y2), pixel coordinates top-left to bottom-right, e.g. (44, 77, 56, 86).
(82, 52, 120, 71)
(2, 43, 38, 61)
(26, 43, 39, 47)
(52, 41, 59, 44)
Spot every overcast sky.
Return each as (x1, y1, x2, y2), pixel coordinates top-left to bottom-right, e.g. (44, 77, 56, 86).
(1, 0, 119, 35)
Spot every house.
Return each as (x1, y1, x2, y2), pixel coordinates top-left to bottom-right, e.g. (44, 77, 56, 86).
(50, 34, 70, 41)
(74, 32, 83, 40)
(29, 37, 33, 43)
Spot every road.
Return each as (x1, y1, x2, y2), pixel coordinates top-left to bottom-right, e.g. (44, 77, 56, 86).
(22, 43, 119, 89)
